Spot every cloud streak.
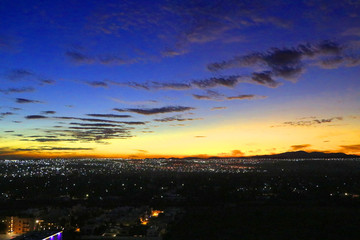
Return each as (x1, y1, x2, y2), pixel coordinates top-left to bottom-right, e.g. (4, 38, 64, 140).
(154, 116, 202, 122)
(86, 81, 108, 88)
(86, 114, 132, 118)
(66, 50, 137, 65)
(16, 98, 43, 104)
(226, 94, 267, 100)
(282, 117, 343, 127)
(25, 115, 48, 119)
(291, 144, 312, 150)
(0, 87, 35, 94)
(114, 106, 195, 115)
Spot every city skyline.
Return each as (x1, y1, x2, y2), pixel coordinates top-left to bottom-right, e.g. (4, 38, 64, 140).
(1, 0, 360, 159)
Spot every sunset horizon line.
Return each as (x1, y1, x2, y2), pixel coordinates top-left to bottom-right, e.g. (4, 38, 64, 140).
(1, 149, 359, 160)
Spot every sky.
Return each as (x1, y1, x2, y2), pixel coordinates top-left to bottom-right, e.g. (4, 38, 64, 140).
(0, 0, 360, 159)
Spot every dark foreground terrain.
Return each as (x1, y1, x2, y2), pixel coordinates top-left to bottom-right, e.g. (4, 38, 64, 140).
(0, 158, 360, 239)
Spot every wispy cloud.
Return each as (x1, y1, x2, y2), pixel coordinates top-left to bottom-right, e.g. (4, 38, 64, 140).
(193, 90, 223, 100)
(193, 91, 266, 101)
(111, 75, 251, 92)
(16, 98, 43, 104)
(86, 114, 131, 118)
(114, 106, 195, 115)
(38, 147, 94, 151)
(291, 144, 312, 150)
(66, 50, 138, 65)
(65, 50, 94, 64)
(86, 81, 108, 88)
(0, 112, 14, 120)
(281, 117, 343, 127)
(41, 111, 56, 115)
(191, 76, 239, 88)
(211, 106, 227, 110)
(5, 69, 55, 84)
(110, 97, 158, 105)
(0, 87, 35, 94)
(154, 116, 202, 122)
(226, 94, 267, 100)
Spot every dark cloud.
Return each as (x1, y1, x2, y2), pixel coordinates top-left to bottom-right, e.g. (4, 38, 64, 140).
(226, 94, 267, 100)
(42, 111, 56, 115)
(16, 98, 43, 104)
(114, 106, 195, 115)
(151, 82, 192, 90)
(9, 111, 139, 143)
(43, 147, 93, 151)
(251, 72, 281, 88)
(108, 81, 150, 90)
(25, 115, 48, 119)
(110, 75, 244, 91)
(120, 121, 146, 125)
(56, 116, 139, 124)
(16, 147, 94, 151)
(207, 40, 358, 84)
(86, 81, 108, 88)
(317, 55, 360, 69)
(40, 79, 56, 85)
(193, 91, 266, 101)
(0, 112, 14, 118)
(24, 138, 78, 142)
(193, 90, 223, 100)
(0, 87, 35, 94)
(154, 116, 202, 122)
(69, 126, 120, 130)
(69, 123, 122, 127)
(70, 120, 145, 126)
(5, 69, 55, 85)
(192, 76, 239, 88)
(283, 117, 343, 127)
(66, 50, 94, 64)
(86, 114, 131, 118)
(291, 144, 312, 150)
(109, 80, 192, 90)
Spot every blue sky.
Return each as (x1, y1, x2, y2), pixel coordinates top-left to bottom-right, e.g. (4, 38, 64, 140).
(0, 0, 359, 158)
